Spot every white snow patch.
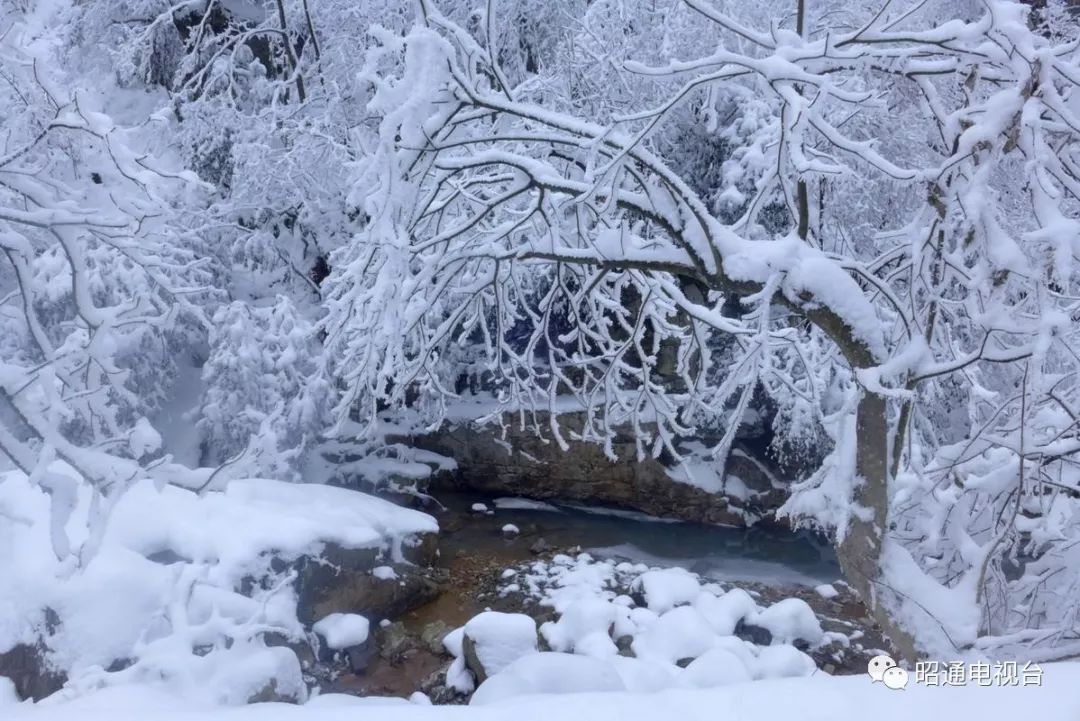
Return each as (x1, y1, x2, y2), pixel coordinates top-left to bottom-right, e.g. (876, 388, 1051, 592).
(814, 583, 839, 599)
(372, 566, 398, 580)
(0, 676, 18, 705)
(493, 498, 563, 513)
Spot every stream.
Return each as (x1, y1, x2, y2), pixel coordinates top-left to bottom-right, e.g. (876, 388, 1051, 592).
(433, 491, 840, 588)
(324, 490, 854, 699)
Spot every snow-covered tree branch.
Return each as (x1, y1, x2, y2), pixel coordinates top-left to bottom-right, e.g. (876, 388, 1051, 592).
(322, 0, 1080, 661)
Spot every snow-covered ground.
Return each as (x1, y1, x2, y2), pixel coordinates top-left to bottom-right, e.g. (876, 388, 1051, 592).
(0, 465, 437, 704)
(4, 666, 1078, 721)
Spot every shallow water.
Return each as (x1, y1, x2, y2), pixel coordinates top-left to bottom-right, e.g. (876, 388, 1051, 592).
(426, 491, 840, 587)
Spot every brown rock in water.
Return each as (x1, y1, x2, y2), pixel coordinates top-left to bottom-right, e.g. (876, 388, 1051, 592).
(420, 621, 453, 655)
(529, 538, 552, 555)
(377, 621, 415, 663)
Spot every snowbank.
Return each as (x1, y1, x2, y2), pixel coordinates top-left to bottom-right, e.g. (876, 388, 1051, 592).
(4, 664, 1079, 720)
(0, 466, 437, 701)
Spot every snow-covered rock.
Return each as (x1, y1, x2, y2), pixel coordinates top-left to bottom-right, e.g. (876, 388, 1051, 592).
(372, 566, 398, 581)
(312, 614, 370, 650)
(631, 606, 716, 663)
(679, 648, 753, 688)
(814, 583, 839, 599)
(631, 568, 701, 613)
(693, 588, 759, 635)
(753, 644, 818, 679)
(540, 598, 630, 654)
(751, 598, 824, 646)
(609, 656, 680, 692)
(461, 612, 539, 683)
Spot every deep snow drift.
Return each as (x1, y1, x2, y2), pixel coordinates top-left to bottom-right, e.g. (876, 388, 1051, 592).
(3, 665, 1078, 721)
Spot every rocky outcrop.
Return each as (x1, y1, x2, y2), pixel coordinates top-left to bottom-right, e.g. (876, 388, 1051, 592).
(294, 537, 445, 627)
(410, 412, 787, 527)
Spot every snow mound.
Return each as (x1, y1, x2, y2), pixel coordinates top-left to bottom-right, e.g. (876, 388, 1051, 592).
(313, 614, 370, 650)
(680, 648, 753, 688)
(753, 644, 818, 679)
(814, 584, 839, 599)
(470, 653, 625, 705)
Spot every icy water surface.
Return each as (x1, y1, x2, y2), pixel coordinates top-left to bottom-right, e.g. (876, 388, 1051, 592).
(429, 491, 840, 587)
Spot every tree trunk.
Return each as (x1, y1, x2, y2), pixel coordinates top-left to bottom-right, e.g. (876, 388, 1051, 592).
(837, 389, 920, 661)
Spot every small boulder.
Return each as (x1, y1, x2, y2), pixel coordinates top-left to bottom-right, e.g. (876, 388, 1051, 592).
(529, 538, 552, 555)
(377, 621, 414, 662)
(461, 612, 539, 684)
(421, 621, 453, 656)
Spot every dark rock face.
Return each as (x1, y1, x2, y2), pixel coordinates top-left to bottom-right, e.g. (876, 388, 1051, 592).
(294, 535, 444, 626)
(410, 412, 787, 527)
(0, 642, 66, 701)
